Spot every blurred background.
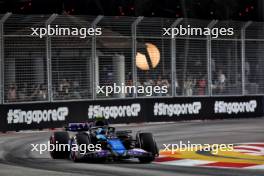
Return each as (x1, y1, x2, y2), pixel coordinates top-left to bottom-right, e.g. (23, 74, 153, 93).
(0, 0, 263, 21)
(1, 0, 264, 103)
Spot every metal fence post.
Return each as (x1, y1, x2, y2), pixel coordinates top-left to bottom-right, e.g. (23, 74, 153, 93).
(206, 20, 218, 96)
(241, 21, 252, 95)
(45, 14, 57, 102)
(171, 18, 183, 97)
(132, 16, 143, 98)
(0, 13, 12, 104)
(91, 15, 103, 100)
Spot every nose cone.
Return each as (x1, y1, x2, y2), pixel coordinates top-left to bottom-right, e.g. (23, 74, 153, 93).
(108, 139, 126, 155)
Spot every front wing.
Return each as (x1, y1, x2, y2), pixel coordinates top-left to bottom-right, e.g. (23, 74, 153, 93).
(80, 148, 153, 159)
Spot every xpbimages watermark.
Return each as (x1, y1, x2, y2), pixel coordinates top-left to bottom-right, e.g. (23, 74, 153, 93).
(31, 25, 102, 38)
(163, 25, 234, 38)
(96, 83, 168, 96)
(31, 141, 102, 155)
(162, 141, 234, 154)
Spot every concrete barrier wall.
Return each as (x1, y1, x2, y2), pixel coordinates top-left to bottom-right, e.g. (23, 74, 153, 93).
(0, 96, 263, 131)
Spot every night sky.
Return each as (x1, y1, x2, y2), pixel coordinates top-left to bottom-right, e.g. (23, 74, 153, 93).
(0, 0, 262, 21)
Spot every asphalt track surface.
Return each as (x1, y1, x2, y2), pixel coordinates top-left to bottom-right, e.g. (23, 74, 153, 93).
(1, 118, 264, 176)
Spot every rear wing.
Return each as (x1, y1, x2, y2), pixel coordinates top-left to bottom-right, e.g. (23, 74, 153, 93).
(65, 123, 91, 131)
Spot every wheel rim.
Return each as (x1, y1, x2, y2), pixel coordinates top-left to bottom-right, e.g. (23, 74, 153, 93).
(71, 139, 79, 161)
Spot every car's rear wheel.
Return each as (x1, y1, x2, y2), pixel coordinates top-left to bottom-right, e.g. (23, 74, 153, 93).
(49, 131, 70, 159)
(70, 133, 91, 162)
(137, 133, 159, 163)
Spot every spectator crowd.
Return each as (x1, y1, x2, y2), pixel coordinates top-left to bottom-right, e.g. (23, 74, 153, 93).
(6, 69, 229, 103)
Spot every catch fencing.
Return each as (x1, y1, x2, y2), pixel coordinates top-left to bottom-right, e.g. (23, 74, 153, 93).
(0, 13, 264, 104)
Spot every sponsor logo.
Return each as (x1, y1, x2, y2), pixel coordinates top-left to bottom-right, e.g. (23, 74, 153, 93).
(153, 102, 202, 117)
(7, 107, 68, 124)
(214, 100, 257, 114)
(88, 104, 141, 119)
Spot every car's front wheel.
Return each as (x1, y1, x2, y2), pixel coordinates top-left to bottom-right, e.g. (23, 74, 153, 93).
(137, 133, 159, 163)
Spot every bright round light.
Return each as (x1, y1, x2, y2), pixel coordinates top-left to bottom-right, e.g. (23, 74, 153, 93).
(146, 43, 160, 69)
(135, 43, 160, 71)
(136, 52, 149, 70)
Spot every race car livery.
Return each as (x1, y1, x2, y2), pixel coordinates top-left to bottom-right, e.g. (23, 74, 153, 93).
(49, 121, 159, 163)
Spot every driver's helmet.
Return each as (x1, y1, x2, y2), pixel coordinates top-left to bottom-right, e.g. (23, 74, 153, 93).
(96, 127, 106, 135)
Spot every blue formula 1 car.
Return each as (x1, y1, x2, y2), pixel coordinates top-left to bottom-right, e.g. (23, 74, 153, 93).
(49, 120, 159, 163)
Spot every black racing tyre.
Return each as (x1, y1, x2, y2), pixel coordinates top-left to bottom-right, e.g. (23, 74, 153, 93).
(138, 133, 158, 163)
(49, 131, 70, 159)
(70, 133, 91, 162)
